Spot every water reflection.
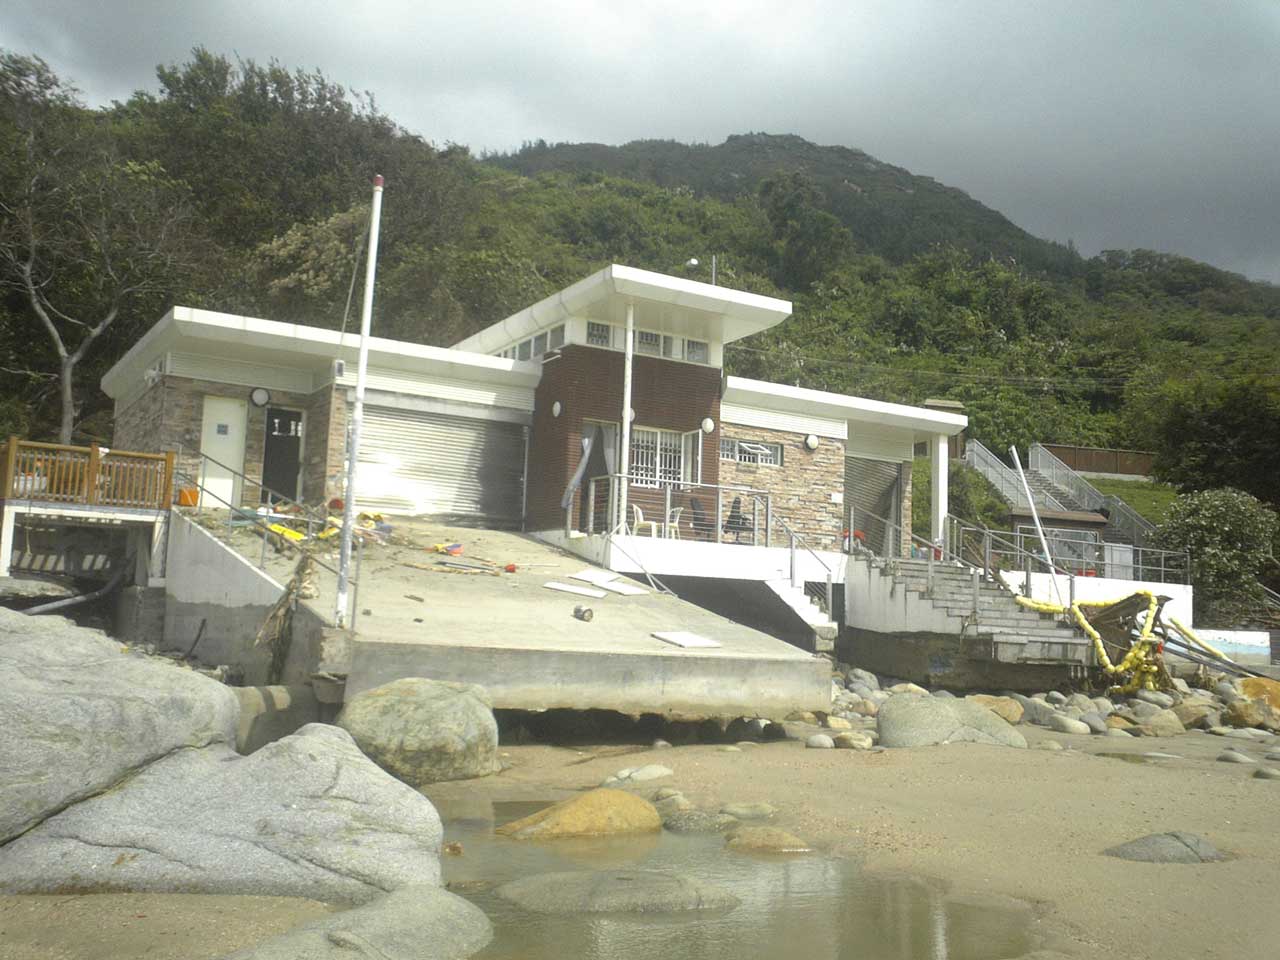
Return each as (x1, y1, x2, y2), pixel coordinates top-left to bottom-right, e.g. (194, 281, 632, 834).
(441, 805, 1034, 960)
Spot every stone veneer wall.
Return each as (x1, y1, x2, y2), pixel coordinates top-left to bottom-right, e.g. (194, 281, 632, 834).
(112, 376, 336, 507)
(303, 385, 346, 505)
(898, 461, 913, 557)
(718, 423, 846, 550)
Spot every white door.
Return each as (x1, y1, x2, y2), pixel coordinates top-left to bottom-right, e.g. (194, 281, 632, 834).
(199, 396, 247, 508)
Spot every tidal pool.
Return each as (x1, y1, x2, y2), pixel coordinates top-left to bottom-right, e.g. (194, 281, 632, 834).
(441, 802, 1039, 960)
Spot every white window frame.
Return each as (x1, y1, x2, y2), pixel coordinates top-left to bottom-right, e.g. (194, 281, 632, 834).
(635, 330, 662, 356)
(631, 427, 702, 488)
(720, 437, 783, 466)
(684, 339, 709, 363)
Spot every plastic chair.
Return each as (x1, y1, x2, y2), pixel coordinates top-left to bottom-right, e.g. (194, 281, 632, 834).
(631, 504, 660, 538)
(665, 506, 684, 539)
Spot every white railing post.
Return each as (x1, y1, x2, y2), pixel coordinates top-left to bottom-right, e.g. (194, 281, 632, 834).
(587, 478, 596, 534)
(765, 494, 772, 548)
(715, 488, 723, 544)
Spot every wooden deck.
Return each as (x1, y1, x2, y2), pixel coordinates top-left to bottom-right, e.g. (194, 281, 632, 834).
(1, 437, 174, 512)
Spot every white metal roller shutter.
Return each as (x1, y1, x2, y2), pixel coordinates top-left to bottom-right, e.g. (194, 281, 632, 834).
(355, 405, 525, 524)
(844, 456, 902, 555)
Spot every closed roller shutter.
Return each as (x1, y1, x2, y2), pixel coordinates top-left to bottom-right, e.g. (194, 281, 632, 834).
(355, 405, 525, 525)
(844, 457, 902, 556)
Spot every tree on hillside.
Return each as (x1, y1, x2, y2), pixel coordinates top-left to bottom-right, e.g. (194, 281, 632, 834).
(1124, 370, 1280, 509)
(758, 171, 852, 289)
(0, 52, 195, 442)
(1151, 488, 1279, 626)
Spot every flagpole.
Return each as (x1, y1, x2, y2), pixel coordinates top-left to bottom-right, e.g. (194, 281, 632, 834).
(335, 174, 384, 627)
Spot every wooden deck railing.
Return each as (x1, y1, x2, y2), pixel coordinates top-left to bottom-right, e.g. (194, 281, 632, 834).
(1, 437, 174, 511)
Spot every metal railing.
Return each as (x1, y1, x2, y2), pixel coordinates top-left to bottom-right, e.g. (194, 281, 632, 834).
(847, 504, 984, 614)
(949, 516, 1189, 586)
(1, 436, 174, 511)
(965, 439, 1066, 512)
(582, 473, 837, 615)
(585, 474, 775, 546)
(761, 501, 834, 615)
(175, 452, 361, 631)
(1030, 443, 1154, 546)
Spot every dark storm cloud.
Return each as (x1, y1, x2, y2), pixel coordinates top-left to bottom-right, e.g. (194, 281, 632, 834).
(3, 0, 1277, 281)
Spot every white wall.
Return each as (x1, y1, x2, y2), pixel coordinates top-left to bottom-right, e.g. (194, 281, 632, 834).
(844, 554, 965, 634)
(999, 570, 1195, 626)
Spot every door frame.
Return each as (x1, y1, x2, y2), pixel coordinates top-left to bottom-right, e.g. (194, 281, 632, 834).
(260, 406, 306, 504)
(198, 395, 248, 509)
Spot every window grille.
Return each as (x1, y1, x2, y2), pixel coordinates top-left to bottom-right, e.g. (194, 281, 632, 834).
(587, 322, 611, 346)
(684, 339, 709, 363)
(636, 330, 662, 355)
(720, 438, 782, 465)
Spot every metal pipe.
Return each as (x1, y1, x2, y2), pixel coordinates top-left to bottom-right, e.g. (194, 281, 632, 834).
(336, 174, 385, 628)
(352, 536, 363, 634)
(765, 494, 772, 548)
(24, 560, 131, 616)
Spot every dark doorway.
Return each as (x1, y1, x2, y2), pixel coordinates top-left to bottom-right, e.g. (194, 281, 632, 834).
(261, 408, 302, 504)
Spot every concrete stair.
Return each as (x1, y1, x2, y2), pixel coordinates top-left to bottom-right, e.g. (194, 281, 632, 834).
(856, 553, 1091, 665)
(1024, 469, 1087, 512)
(765, 579, 838, 652)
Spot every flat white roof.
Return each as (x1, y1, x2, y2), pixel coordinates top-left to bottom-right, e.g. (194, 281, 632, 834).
(101, 306, 540, 399)
(451, 264, 792, 354)
(723, 376, 967, 437)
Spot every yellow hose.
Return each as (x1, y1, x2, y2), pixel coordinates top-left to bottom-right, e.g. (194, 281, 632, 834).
(1015, 590, 1163, 691)
(1168, 616, 1234, 663)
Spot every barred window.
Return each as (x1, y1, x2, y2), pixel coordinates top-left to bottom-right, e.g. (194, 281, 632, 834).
(684, 339, 709, 363)
(587, 322, 611, 346)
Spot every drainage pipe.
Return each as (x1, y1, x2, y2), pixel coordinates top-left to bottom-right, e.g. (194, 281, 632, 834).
(23, 561, 131, 616)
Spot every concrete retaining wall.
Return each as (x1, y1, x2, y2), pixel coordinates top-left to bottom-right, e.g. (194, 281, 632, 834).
(163, 513, 337, 686)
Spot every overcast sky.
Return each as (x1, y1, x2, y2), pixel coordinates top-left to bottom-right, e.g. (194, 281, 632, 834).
(3, 1, 1278, 282)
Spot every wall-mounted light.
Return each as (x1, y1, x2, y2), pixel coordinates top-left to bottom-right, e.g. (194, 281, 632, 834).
(804, 434, 819, 451)
(628, 408, 636, 422)
(551, 401, 562, 418)
(701, 418, 715, 434)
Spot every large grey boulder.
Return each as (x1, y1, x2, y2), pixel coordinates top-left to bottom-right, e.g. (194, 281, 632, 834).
(1011, 694, 1058, 727)
(0, 608, 239, 843)
(0, 724, 442, 902)
(337, 678, 498, 786)
(1102, 832, 1225, 864)
(497, 870, 739, 914)
(878, 696, 1027, 749)
(218, 885, 491, 959)
(1048, 714, 1092, 736)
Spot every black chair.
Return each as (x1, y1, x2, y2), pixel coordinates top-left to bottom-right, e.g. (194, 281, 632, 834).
(689, 498, 711, 540)
(723, 496, 751, 543)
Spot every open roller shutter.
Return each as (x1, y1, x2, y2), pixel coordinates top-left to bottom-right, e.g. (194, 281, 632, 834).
(844, 457, 902, 556)
(354, 405, 525, 525)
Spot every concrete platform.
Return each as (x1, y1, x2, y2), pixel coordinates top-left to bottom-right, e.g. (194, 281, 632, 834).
(203, 515, 831, 720)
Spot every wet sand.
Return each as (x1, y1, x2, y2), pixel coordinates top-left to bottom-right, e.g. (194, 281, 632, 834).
(4, 725, 1278, 959)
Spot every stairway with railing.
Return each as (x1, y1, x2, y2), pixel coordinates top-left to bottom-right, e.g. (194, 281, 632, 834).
(846, 503, 1092, 665)
(1029, 443, 1155, 546)
(963, 439, 1067, 512)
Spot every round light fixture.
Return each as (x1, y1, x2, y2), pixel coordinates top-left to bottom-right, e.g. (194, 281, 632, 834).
(250, 387, 271, 408)
(552, 401, 562, 418)
(628, 408, 636, 422)
(701, 418, 715, 434)
(804, 434, 819, 451)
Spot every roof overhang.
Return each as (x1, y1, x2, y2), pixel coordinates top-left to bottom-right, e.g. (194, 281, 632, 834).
(722, 376, 968, 439)
(451, 264, 792, 354)
(101, 306, 541, 400)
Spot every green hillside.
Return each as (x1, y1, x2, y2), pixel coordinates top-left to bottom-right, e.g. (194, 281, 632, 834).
(491, 134, 1083, 277)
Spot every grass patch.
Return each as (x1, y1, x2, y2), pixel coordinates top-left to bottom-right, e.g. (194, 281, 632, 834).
(1088, 477, 1179, 525)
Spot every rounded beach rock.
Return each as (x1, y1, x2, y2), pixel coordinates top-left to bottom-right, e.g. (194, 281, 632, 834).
(336, 677, 499, 786)
(496, 789, 661, 840)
